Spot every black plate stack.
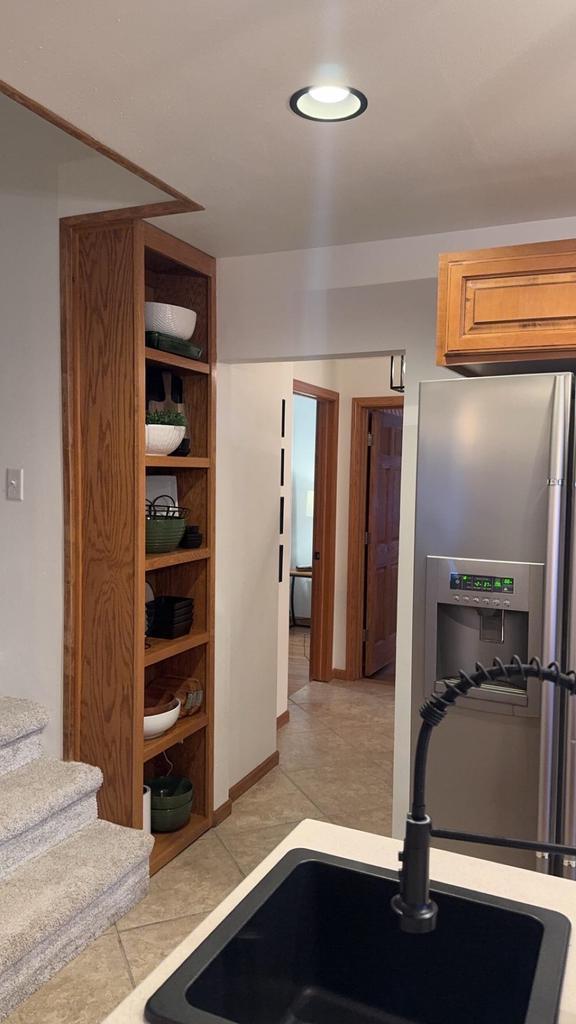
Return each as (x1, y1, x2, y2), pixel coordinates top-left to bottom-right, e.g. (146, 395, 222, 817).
(146, 597, 194, 639)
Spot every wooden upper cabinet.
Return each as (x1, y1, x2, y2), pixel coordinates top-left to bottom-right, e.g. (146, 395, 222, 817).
(437, 238, 576, 368)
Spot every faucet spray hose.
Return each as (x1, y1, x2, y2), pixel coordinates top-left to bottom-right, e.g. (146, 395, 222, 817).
(394, 656, 576, 934)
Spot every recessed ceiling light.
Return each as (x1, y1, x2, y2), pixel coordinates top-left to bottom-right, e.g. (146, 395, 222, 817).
(289, 85, 367, 122)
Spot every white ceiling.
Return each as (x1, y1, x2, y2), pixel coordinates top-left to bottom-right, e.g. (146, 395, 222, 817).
(4, 0, 576, 255)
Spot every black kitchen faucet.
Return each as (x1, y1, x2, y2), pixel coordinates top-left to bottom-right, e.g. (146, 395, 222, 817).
(392, 656, 576, 933)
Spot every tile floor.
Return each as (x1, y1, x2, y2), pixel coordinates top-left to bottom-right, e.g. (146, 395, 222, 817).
(7, 628, 394, 1023)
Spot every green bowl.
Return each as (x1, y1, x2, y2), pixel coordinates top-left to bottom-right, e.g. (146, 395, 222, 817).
(146, 776, 194, 810)
(151, 803, 192, 833)
(145, 518, 186, 554)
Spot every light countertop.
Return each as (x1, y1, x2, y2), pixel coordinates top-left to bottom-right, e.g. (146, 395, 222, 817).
(104, 819, 576, 1024)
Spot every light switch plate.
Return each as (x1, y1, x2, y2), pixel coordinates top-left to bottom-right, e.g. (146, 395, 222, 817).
(6, 468, 23, 501)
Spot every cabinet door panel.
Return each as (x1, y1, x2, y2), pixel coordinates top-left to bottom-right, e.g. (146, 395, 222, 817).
(438, 240, 576, 366)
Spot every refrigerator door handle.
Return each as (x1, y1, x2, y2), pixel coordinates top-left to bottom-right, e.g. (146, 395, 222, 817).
(538, 375, 569, 872)
(562, 710, 576, 879)
(563, 386, 576, 878)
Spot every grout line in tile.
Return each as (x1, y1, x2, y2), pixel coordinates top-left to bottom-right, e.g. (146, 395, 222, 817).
(117, 908, 203, 936)
(275, 766, 333, 822)
(215, 812, 320, 840)
(113, 921, 137, 989)
(212, 826, 248, 877)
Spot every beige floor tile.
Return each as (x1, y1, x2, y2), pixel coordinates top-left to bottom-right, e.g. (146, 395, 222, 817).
(116, 832, 243, 931)
(285, 757, 393, 817)
(278, 720, 381, 770)
(291, 679, 394, 705)
(119, 913, 206, 985)
(331, 803, 393, 837)
(284, 702, 317, 729)
(219, 820, 321, 875)
(217, 767, 321, 837)
(330, 721, 395, 759)
(5, 932, 132, 1024)
(297, 698, 394, 731)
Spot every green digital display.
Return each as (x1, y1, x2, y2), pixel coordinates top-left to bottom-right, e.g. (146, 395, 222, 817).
(450, 573, 514, 594)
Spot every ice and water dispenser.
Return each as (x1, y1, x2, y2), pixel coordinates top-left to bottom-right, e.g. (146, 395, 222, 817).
(425, 557, 544, 714)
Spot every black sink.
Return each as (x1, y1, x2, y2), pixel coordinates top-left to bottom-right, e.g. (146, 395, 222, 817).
(145, 849, 570, 1024)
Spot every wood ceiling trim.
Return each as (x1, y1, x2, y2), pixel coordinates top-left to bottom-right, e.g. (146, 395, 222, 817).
(0, 77, 204, 211)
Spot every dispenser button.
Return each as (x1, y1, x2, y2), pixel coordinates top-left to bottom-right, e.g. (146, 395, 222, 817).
(482, 598, 490, 605)
(462, 596, 470, 603)
(473, 597, 480, 604)
(503, 600, 511, 608)
(453, 595, 460, 602)
(492, 599, 500, 607)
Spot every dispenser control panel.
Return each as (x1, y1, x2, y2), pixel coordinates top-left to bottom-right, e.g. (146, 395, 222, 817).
(450, 573, 514, 594)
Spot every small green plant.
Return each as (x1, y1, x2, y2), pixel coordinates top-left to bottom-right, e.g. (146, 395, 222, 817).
(146, 409, 186, 427)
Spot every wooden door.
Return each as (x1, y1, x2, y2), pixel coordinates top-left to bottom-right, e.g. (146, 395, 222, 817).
(363, 408, 403, 676)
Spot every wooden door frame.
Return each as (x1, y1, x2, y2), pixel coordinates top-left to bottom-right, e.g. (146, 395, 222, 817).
(345, 396, 404, 681)
(293, 379, 339, 682)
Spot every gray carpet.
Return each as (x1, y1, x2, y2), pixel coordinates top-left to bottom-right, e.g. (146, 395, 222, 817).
(0, 822, 153, 1020)
(0, 697, 48, 745)
(0, 697, 155, 1019)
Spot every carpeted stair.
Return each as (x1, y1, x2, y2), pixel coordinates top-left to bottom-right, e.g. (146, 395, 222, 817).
(0, 696, 154, 1020)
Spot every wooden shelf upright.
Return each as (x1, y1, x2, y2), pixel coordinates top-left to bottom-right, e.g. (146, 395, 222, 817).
(61, 219, 216, 873)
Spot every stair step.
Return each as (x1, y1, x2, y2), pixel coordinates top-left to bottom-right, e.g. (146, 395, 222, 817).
(0, 697, 48, 776)
(0, 819, 154, 1020)
(0, 758, 102, 881)
(0, 696, 48, 746)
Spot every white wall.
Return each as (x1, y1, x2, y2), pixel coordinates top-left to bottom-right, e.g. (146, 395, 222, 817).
(218, 213, 576, 365)
(0, 99, 166, 757)
(0, 164, 63, 755)
(217, 245, 453, 832)
(276, 390, 292, 720)
(219, 353, 402, 744)
(291, 395, 317, 620)
(215, 361, 293, 801)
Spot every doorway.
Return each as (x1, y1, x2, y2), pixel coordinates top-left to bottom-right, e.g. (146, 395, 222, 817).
(291, 379, 339, 683)
(346, 397, 404, 681)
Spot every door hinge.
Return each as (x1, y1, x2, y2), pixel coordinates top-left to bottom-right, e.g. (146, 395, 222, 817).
(362, 628, 368, 642)
(364, 531, 370, 545)
(367, 432, 373, 447)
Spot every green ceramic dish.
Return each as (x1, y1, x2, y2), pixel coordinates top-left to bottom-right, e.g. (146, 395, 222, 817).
(146, 776, 195, 810)
(151, 803, 193, 833)
(145, 517, 186, 554)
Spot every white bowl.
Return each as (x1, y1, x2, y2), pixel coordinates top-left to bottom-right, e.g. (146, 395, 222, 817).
(145, 424, 186, 456)
(144, 699, 181, 739)
(145, 302, 197, 341)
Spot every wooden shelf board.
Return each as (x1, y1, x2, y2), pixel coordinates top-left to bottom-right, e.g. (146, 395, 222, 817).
(145, 455, 210, 469)
(150, 813, 211, 875)
(145, 631, 210, 667)
(143, 713, 208, 762)
(144, 346, 210, 375)
(145, 547, 210, 571)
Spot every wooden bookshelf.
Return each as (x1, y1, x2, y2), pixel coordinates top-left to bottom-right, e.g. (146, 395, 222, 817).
(145, 455, 210, 469)
(144, 346, 210, 376)
(61, 218, 215, 873)
(150, 814, 211, 874)
(144, 631, 210, 667)
(143, 713, 208, 762)
(145, 547, 210, 571)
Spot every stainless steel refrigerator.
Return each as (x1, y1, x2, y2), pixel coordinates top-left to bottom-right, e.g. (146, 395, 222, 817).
(412, 372, 576, 877)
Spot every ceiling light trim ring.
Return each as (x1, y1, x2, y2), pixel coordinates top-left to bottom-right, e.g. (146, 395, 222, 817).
(289, 86, 368, 122)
